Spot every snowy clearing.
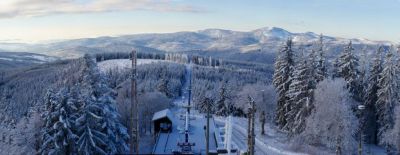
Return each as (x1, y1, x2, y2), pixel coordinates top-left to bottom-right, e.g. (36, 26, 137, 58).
(97, 59, 169, 73)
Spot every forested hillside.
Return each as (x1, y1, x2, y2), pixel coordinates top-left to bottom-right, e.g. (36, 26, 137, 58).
(0, 36, 398, 154)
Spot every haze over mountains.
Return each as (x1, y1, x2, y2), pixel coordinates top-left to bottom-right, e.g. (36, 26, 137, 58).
(0, 26, 393, 63)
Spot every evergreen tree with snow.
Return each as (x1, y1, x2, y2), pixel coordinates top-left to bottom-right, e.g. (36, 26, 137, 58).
(363, 46, 384, 144)
(215, 81, 232, 116)
(383, 106, 400, 153)
(313, 34, 328, 83)
(285, 51, 312, 133)
(78, 54, 129, 154)
(376, 50, 400, 145)
(301, 78, 359, 153)
(74, 91, 129, 155)
(273, 38, 295, 129)
(97, 93, 129, 154)
(307, 35, 327, 108)
(76, 98, 108, 155)
(337, 41, 362, 102)
(359, 47, 370, 93)
(157, 78, 172, 98)
(40, 88, 80, 155)
(331, 57, 340, 78)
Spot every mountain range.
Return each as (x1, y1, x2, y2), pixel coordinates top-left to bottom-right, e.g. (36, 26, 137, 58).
(0, 27, 393, 63)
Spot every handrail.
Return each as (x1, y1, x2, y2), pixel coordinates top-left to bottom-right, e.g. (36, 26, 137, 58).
(152, 129, 162, 154)
(164, 131, 171, 152)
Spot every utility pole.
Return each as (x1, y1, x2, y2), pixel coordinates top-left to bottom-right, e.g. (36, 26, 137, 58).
(251, 99, 256, 155)
(260, 111, 266, 135)
(206, 97, 211, 155)
(358, 105, 365, 155)
(130, 50, 139, 154)
(187, 62, 192, 114)
(247, 96, 256, 155)
(247, 109, 251, 147)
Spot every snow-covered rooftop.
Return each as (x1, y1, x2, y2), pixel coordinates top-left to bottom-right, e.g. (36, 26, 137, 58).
(152, 109, 174, 122)
(152, 109, 219, 154)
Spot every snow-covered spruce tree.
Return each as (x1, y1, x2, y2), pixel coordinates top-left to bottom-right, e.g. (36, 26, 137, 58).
(40, 88, 80, 155)
(215, 81, 233, 116)
(363, 46, 384, 144)
(331, 57, 340, 78)
(313, 34, 328, 83)
(157, 78, 172, 98)
(376, 50, 400, 145)
(74, 54, 129, 154)
(301, 78, 358, 153)
(273, 38, 295, 129)
(199, 96, 214, 115)
(76, 98, 108, 155)
(383, 106, 400, 153)
(285, 52, 312, 134)
(337, 41, 362, 102)
(359, 47, 370, 94)
(305, 35, 327, 113)
(98, 93, 129, 154)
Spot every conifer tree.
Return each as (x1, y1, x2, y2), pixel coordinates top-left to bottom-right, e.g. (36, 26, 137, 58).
(363, 46, 384, 144)
(332, 57, 340, 78)
(285, 51, 312, 133)
(98, 94, 129, 154)
(383, 106, 400, 153)
(76, 98, 108, 155)
(307, 35, 327, 108)
(39, 55, 130, 155)
(337, 41, 362, 101)
(314, 34, 328, 83)
(376, 50, 400, 144)
(273, 38, 295, 129)
(78, 55, 129, 154)
(215, 81, 232, 116)
(40, 88, 80, 155)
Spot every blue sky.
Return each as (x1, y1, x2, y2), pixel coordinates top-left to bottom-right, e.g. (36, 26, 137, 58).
(0, 0, 399, 43)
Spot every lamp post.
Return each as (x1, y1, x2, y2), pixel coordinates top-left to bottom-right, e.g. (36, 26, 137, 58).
(260, 90, 265, 136)
(260, 111, 266, 135)
(247, 96, 256, 155)
(358, 104, 366, 155)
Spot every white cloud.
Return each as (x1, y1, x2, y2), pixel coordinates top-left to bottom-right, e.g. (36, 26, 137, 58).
(0, 0, 204, 18)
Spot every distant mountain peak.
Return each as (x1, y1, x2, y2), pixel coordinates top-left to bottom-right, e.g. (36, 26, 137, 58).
(253, 27, 291, 39)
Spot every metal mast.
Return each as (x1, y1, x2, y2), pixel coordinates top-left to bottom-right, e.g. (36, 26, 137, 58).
(247, 96, 256, 155)
(130, 50, 139, 154)
(206, 97, 211, 155)
(187, 62, 192, 114)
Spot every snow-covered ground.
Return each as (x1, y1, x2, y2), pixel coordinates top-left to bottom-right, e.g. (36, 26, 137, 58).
(215, 116, 387, 155)
(97, 59, 169, 73)
(132, 61, 387, 155)
(214, 117, 309, 155)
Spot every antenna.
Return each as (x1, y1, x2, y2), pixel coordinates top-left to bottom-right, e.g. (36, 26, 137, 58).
(130, 50, 139, 154)
(188, 60, 192, 114)
(247, 96, 256, 155)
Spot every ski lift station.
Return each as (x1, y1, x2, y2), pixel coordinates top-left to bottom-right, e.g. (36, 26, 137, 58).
(152, 108, 233, 155)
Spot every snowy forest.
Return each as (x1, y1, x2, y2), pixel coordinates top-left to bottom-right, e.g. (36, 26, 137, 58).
(0, 33, 399, 154)
(273, 36, 400, 154)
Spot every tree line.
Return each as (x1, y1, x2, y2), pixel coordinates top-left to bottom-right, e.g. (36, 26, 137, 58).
(273, 35, 400, 153)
